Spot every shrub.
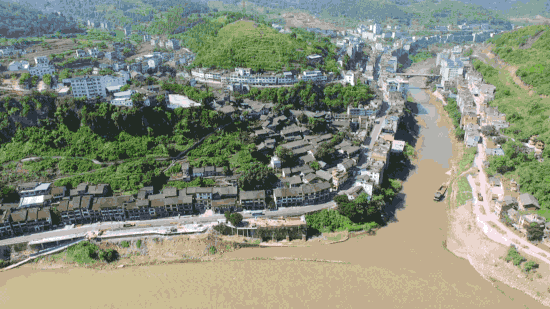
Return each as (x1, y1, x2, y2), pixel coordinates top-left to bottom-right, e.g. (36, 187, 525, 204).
(504, 245, 526, 266)
(98, 249, 117, 262)
(120, 241, 130, 248)
(66, 241, 100, 265)
(136, 239, 142, 248)
(524, 260, 539, 273)
(208, 246, 217, 255)
(0, 259, 11, 268)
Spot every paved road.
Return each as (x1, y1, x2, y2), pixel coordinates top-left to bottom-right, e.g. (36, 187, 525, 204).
(0, 200, 337, 246)
(468, 143, 550, 265)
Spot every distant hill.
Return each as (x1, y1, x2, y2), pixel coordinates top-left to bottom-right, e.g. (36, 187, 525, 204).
(173, 16, 337, 71)
(0, 1, 84, 38)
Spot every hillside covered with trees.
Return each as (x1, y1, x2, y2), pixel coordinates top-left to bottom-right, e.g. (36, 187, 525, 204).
(161, 13, 339, 72)
(473, 25, 550, 218)
(0, 1, 83, 38)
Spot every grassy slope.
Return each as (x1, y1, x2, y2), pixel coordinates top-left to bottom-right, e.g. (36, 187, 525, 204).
(188, 19, 325, 71)
(489, 24, 550, 95)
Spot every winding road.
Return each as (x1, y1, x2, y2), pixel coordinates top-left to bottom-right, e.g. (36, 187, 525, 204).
(468, 142, 550, 264)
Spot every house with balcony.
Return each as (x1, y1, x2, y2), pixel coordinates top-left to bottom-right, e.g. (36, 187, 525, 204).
(92, 197, 126, 222)
(186, 187, 213, 213)
(274, 187, 303, 207)
(301, 182, 331, 205)
(239, 190, 266, 210)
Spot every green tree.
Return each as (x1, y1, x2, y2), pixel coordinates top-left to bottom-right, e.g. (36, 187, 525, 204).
(309, 161, 320, 171)
(19, 72, 31, 85)
(119, 84, 130, 91)
(275, 146, 295, 167)
(229, 212, 243, 226)
(527, 222, 544, 241)
(42, 74, 52, 86)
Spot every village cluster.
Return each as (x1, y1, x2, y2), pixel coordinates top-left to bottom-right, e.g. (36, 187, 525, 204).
(0, 17, 513, 241)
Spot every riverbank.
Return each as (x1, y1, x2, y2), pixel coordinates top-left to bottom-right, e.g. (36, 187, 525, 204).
(430, 87, 550, 307)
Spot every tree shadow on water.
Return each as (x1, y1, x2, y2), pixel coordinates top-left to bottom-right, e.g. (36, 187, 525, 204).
(384, 192, 406, 224)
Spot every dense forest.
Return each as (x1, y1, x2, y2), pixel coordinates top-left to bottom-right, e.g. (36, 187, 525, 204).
(0, 81, 230, 193)
(235, 81, 375, 113)
(0, 1, 84, 38)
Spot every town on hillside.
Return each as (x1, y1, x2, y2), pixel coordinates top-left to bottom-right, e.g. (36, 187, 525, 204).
(0, 15, 525, 242)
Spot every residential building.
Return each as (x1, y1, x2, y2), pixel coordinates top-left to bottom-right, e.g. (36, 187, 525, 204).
(301, 182, 331, 205)
(87, 184, 110, 197)
(69, 76, 106, 99)
(307, 54, 323, 65)
(75, 49, 87, 58)
(167, 94, 201, 109)
(332, 168, 349, 190)
(301, 70, 327, 82)
(518, 193, 540, 211)
(495, 195, 518, 217)
(19, 183, 51, 198)
(8, 60, 29, 71)
(29, 63, 55, 77)
(344, 71, 355, 86)
(274, 187, 303, 207)
(240, 190, 266, 210)
(391, 140, 405, 153)
(354, 175, 375, 196)
(165, 39, 180, 50)
(51, 186, 67, 201)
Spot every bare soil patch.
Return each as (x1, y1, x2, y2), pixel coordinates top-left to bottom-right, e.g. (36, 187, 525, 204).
(282, 12, 345, 31)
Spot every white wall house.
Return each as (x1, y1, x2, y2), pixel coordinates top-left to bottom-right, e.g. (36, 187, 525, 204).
(110, 90, 136, 107)
(167, 94, 201, 109)
(29, 64, 55, 77)
(70, 76, 106, 98)
(344, 71, 355, 86)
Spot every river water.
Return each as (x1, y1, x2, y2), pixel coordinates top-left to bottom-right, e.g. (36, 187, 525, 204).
(0, 88, 542, 308)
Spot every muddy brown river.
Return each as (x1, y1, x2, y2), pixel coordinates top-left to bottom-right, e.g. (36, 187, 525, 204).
(0, 88, 543, 308)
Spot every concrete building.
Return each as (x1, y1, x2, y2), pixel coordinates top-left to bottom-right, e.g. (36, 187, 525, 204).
(344, 71, 355, 86)
(69, 76, 106, 99)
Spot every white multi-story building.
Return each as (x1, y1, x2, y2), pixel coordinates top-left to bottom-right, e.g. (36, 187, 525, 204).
(110, 90, 136, 107)
(191, 69, 205, 79)
(165, 39, 180, 50)
(75, 49, 87, 58)
(34, 56, 49, 65)
(29, 64, 55, 77)
(344, 71, 355, 86)
(373, 23, 382, 35)
(440, 58, 464, 82)
(301, 70, 327, 82)
(88, 48, 101, 58)
(70, 76, 106, 99)
(235, 67, 252, 76)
